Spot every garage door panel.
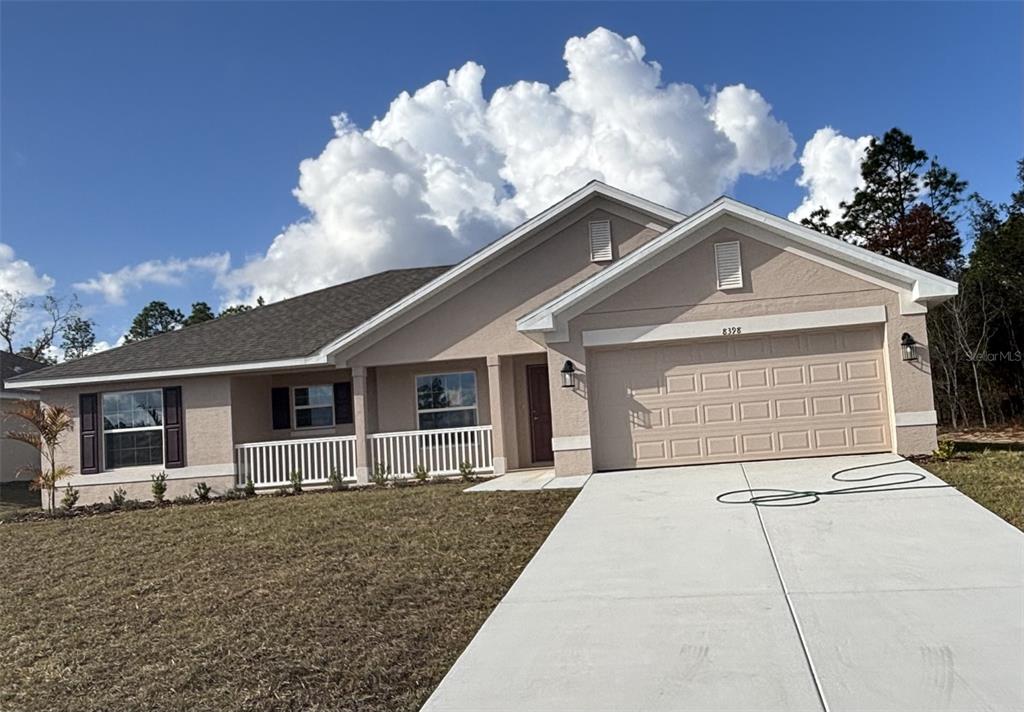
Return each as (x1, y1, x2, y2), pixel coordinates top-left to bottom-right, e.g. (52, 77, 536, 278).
(590, 326, 892, 469)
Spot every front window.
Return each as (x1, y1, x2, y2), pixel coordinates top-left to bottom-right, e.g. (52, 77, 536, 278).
(293, 385, 335, 429)
(416, 372, 478, 430)
(102, 389, 163, 469)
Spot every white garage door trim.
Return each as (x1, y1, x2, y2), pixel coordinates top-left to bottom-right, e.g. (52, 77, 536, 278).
(588, 326, 894, 470)
(582, 305, 887, 347)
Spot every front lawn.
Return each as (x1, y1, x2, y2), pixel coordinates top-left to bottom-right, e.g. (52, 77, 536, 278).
(923, 449, 1024, 531)
(0, 483, 576, 712)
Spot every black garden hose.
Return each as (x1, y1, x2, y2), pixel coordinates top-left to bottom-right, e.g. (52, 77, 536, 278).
(716, 457, 952, 507)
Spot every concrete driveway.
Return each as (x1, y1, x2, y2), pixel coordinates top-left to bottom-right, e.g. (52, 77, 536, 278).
(422, 454, 1024, 712)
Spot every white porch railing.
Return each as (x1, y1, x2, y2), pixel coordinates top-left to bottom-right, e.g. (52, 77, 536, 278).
(235, 435, 358, 488)
(369, 425, 494, 478)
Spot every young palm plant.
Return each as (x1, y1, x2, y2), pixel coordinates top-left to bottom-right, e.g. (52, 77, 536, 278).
(6, 401, 75, 513)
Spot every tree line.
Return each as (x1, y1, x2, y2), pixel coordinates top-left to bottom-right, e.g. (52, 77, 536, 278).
(801, 128, 1022, 430)
(3, 128, 1020, 431)
(0, 294, 263, 364)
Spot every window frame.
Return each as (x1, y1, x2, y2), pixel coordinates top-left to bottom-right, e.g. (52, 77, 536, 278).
(290, 384, 336, 431)
(414, 370, 479, 431)
(100, 387, 165, 471)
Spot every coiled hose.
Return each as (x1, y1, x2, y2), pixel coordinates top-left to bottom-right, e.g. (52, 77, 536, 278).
(716, 457, 952, 507)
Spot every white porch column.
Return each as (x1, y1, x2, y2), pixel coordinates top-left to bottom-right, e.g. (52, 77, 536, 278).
(352, 365, 370, 484)
(486, 355, 508, 475)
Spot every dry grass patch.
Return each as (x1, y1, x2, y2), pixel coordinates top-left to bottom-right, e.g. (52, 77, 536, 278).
(924, 449, 1023, 531)
(0, 483, 576, 712)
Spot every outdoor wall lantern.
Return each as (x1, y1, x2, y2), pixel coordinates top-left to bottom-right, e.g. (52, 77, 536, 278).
(560, 360, 576, 388)
(900, 332, 919, 362)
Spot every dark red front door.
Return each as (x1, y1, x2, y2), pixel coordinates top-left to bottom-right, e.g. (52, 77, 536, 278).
(526, 364, 554, 463)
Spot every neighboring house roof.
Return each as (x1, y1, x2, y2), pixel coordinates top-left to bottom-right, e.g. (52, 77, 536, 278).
(1, 352, 46, 398)
(10, 180, 684, 388)
(7, 266, 450, 388)
(516, 196, 959, 337)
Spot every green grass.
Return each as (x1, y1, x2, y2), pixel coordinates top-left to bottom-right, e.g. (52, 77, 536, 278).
(0, 483, 576, 712)
(924, 449, 1024, 531)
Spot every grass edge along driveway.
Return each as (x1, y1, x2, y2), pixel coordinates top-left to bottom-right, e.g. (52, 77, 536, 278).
(0, 483, 577, 712)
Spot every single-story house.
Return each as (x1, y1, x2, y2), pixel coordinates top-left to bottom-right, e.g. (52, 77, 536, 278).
(4, 182, 957, 506)
(1, 352, 46, 484)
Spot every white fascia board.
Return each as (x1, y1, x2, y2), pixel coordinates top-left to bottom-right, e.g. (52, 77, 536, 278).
(8, 354, 331, 389)
(518, 198, 958, 334)
(321, 181, 685, 359)
(582, 306, 887, 347)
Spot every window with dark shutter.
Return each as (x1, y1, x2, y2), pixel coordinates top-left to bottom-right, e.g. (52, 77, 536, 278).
(333, 382, 353, 424)
(79, 393, 100, 474)
(271, 387, 291, 430)
(162, 386, 185, 468)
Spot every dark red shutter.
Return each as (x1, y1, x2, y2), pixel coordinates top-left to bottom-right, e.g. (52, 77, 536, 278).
(79, 393, 100, 474)
(271, 387, 291, 430)
(162, 386, 185, 468)
(333, 382, 353, 424)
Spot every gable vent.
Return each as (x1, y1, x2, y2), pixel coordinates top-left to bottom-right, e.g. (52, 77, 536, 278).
(714, 241, 743, 290)
(589, 220, 613, 262)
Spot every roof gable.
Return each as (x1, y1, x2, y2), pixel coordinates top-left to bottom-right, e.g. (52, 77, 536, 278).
(516, 197, 958, 338)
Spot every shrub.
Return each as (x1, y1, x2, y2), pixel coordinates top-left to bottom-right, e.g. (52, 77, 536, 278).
(328, 467, 346, 491)
(414, 464, 429, 482)
(221, 488, 246, 501)
(172, 494, 196, 505)
(60, 486, 80, 510)
(933, 440, 956, 461)
(194, 481, 211, 501)
(371, 462, 391, 487)
(151, 472, 168, 504)
(243, 476, 256, 497)
(459, 460, 476, 482)
(109, 487, 127, 507)
(290, 470, 303, 494)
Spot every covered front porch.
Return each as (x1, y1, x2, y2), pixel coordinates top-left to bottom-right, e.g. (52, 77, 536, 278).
(229, 354, 555, 489)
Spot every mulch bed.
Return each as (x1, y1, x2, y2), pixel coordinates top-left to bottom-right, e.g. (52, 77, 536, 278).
(0, 482, 577, 712)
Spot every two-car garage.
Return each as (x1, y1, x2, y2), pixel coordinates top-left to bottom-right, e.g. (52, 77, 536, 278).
(587, 325, 893, 470)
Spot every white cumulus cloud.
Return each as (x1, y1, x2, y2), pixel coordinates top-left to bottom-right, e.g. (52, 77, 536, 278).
(222, 27, 798, 304)
(788, 127, 872, 224)
(0, 243, 55, 295)
(74, 253, 230, 304)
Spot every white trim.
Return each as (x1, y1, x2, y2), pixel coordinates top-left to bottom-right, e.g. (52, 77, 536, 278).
(894, 410, 938, 427)
(61, 462, 234, 488)
(318, 182, 684, 361)
(517, 197, 958, 335)
(414, 370, 479, 430)
(291, 383, 337, 430)
(10, 355, 331, 389)
(551, 435, 591, 452)
(714, 240, 743, 290)
(582, 306, 887, 348)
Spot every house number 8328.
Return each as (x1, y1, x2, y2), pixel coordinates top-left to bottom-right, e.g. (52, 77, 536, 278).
(722, 326, 742, 335)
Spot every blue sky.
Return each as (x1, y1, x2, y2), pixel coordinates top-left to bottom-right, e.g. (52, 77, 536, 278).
(2, 1, 1021, 350)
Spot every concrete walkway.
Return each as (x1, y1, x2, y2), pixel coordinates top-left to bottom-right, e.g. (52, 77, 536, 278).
(424, 454, 1024, 711)
(464, 469, 590, 492)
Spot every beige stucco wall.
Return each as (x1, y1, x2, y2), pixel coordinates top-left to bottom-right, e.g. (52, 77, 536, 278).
(347, 199, 672, 367)
(1, 397, 40, 482)
(42, 375, 234, 495)
(230, 367, 353, 444)
(373, 359, 490, 433)
(545, 227, 939, 475)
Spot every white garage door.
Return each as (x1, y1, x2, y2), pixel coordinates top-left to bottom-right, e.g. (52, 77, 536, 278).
(589, 326, 892, 470)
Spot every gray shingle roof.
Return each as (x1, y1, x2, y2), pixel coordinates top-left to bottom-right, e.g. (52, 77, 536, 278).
(1, 352, 47, 388)
(8, 266, 450, 383)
